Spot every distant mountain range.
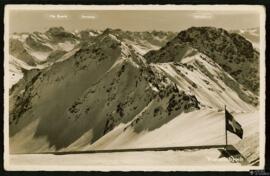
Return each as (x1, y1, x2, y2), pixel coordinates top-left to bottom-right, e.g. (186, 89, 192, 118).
(9, 27, 176, 88)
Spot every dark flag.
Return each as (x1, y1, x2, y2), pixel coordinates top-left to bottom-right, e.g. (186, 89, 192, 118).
(225, 109, 243, 139)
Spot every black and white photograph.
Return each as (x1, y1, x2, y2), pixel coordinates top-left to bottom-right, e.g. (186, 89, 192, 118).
(4, 5, 266, 171)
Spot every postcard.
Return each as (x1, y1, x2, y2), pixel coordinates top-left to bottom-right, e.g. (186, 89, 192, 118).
(4, 4, 266, 171)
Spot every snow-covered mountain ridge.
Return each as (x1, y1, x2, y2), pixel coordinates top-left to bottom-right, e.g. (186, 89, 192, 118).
(145, 27, 259, 94)
(8, 27, 176, 88)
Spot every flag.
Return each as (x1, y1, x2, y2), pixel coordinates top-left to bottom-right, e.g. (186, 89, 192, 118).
(225, 109, 243, 139)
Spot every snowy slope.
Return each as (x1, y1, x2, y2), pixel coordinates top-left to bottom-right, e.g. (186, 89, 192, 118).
(9, 59, 23, 89)
(9, 110, 258, 169)
(8, 55, 50, 89)
(81, 109, 259, 162)
(153, 53, 257, 112)
(8, 27, 80, 87)
(9, 149, 241, 169)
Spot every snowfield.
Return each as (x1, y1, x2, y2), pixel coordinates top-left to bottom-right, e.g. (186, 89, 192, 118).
(8, 149, 241, 171)
(84, 110, 259, 151)
(8, 109, 260, 169)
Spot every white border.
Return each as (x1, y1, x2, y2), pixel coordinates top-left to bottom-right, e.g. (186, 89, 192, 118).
(3, 4, 266, 171)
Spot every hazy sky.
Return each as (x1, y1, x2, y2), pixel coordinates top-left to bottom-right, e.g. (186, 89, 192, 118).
(8, 10, 260, 33)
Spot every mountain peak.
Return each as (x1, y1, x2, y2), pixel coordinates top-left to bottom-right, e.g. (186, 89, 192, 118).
(46, 26, 65, 33)
(45, 26, 77, 40)
(145, 26, 259, 94)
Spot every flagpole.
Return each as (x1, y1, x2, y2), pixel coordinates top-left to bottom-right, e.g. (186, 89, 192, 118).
(225, 105, 228, 149)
